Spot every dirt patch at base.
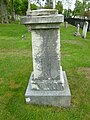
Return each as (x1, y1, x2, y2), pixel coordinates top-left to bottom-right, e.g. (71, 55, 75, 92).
(0, 91, 12, 105)
(64, 40, 82, 45)
(9, 80, 20, 89)
(78, 67, 90, 80)
(0, 78, 4, 85)
(0, 49, 32, 58)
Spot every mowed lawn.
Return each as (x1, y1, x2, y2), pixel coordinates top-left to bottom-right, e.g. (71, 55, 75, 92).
(0, 23, 90, 120)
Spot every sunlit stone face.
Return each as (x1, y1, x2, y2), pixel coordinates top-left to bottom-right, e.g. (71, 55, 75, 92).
(32, 29, 60, 80)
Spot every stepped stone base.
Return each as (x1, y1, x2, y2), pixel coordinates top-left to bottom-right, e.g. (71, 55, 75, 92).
(25, 71, 71, 107)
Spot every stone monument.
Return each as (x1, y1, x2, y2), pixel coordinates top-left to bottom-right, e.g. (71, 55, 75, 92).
(82, 21, 88, 39)
(20, 1, 71, 107)
(74, 24, 80, 36)
(64, 21, 68, 28)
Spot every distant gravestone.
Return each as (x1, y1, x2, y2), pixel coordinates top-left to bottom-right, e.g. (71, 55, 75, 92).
(82, 21, 88, 39)
(20, 2, 71, 107)
(64, 22, 68, 28)
(74, 24, 80, 36)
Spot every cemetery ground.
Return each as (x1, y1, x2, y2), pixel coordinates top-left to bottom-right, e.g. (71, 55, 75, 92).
(0, 23, 90, 120)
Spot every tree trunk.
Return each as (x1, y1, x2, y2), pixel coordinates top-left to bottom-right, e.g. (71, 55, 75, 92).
(1, 0, 8, 23)
(11, 0, 15, 21)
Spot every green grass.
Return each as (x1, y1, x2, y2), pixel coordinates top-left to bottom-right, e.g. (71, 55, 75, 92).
(0, 23, 90, 120)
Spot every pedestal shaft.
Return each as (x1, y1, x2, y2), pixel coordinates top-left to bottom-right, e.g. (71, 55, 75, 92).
(32, 29, 60, 80)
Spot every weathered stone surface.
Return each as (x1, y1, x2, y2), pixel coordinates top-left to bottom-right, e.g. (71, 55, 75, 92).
(21, 9, 64, 25)
(82, 21, 88, 39)
(30, 66, 64, 91)
(25, 71, 71, 107)
(27, 9, 58, 16)
(21, 9, 71, 107)
(32, 29, 60, 80)
(74, 24, 80, 36)
(64, 22, 68, 28)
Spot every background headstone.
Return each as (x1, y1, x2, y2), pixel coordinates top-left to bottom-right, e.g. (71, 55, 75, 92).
(74, 24, 80, 36)
(64, 22, 68, 28)
(82, 21, 88, 39)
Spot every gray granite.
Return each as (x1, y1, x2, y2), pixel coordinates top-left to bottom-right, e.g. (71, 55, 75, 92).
(74, 24, 80, 36)
(25, 71, 71, 107)
(27, 9, 58, 16)
(21, 9, 71, 107)
(21, 15, 64, 25)
(82, 21, 88, 39)
(32, 29, 60, 80)
(30, 66, 64, 91)
(64, 22, 68, 28)
(21, 9, 64, 25)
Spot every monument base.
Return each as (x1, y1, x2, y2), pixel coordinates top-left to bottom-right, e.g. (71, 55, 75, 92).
(74, 32, 80, 36)
(25, 71, 71, 107)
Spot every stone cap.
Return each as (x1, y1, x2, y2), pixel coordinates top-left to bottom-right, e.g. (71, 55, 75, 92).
(27, 9, 58, 16)
(21, 15, 64, 25)
(21, 9, 64, 25)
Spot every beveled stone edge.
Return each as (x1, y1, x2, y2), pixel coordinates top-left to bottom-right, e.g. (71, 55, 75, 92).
(20, 14, 64, 25)
(26, 9, 58, 16)
(25, 71, 71, 96)
(25, 71, 71, 107)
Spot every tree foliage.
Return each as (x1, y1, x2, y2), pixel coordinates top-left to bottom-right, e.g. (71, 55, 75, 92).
(83, 10, 90, 19)
(31, 4, 38, 10)
(63, 9, 72, 18)
(8, 0, 38, 16)
(56, 1, 63, 14)
(8, 0, 22, 15)
(21, 0, 28, 15)
(73, 0, 84, 16)
(86, 2, 90, 11)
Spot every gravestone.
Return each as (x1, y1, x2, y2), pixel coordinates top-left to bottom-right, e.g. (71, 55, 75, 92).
(21, 5, 71, 107)
(82, 21, 88, 39)
(74, 24, 80, 36)
(64, 22, 68, 28)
